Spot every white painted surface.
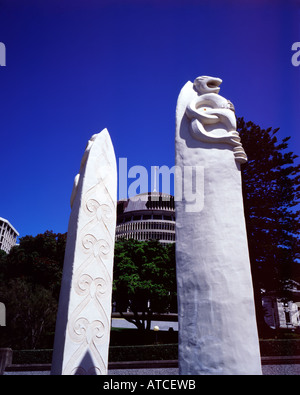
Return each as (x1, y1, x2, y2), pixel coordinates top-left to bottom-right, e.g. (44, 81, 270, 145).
(175, 77, 262, 375)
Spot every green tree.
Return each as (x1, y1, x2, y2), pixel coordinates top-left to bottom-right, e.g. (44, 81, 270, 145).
(0, 278, 57, 349)
(0, 250, 6, 282)
(0, 230, 66, 348)
(113, 239, 176, 331)
(4, 230, 66, 299)
(238, 118, 300, 335)
(0, 249, 6, 261)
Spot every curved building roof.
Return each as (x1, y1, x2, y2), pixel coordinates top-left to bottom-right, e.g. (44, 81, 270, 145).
(116, 192, 175, 245)
(117, 192, 174, 216)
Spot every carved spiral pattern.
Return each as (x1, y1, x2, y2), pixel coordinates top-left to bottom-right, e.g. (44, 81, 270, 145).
(73, 318, 90, 343)
(86, 198, 100, 214)
(76, 274, 93, 296)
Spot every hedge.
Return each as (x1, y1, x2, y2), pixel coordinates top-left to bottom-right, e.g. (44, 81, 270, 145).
(109, 344, 178, 362)
(13, 349, 53, 364)
(12, 344, 178, 365)
(259, 339, 300, 356)
(11, 340, 300, 364)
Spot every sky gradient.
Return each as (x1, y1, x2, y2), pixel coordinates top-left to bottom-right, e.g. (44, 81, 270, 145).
(0, 0, 299, 239)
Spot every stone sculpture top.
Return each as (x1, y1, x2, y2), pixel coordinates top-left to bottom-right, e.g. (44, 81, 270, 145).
(185, 76, 247, 164)
(70, 133, 98, 209)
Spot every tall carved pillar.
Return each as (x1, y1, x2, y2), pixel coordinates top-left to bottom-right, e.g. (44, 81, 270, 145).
(175, 76, 262, 375)
(51, 129, 117, 375)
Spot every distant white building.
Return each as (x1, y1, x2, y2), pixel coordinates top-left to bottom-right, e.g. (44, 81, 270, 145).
(262, 282, 300, 330)
(262, 296, 300, 329)
(0, 217, 19, 253)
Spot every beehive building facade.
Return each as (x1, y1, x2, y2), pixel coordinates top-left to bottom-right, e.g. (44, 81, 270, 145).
(116, 192, 175, 245)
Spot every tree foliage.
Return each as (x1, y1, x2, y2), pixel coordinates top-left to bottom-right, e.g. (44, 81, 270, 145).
(3, 231, 66, 298)
(238, 118, 300, 334)
(113, 239, 176, 331)
(239, 118, 300, 289)
(0, 231, 66, 349)
(0, 278, 57, 349)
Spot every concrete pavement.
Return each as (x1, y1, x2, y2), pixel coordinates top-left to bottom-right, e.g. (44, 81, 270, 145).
(4, 353, 300, 375)
(4, 363, 300, 375)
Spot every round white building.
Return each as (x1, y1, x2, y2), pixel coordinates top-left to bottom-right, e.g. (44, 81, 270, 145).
(116, 192, 175, 245)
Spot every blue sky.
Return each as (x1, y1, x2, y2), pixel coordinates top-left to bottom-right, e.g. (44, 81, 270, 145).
(0, 0, 299, 239)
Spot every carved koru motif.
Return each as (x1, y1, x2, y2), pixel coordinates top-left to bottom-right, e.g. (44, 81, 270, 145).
(185, 76, 247, 164)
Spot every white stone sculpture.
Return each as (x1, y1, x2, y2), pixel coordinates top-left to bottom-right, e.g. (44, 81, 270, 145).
(175, 76, 262, 375)
(51, 129, 117, 375)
